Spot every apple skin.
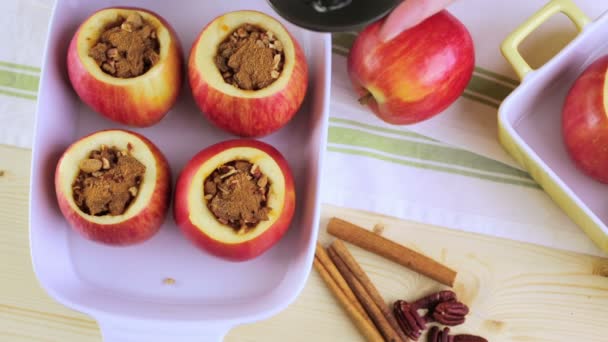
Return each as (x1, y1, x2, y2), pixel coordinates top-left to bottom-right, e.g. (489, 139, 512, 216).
(188, 11, 308, 137)
(174, 139, 296, 261)
(55, 130, 171, 245)
(563, 55, 608, 183)
(347, 10, 475, 125)
(67, 7, 183, 127)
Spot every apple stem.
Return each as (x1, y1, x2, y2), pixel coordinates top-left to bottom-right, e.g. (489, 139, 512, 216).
(358, 92, 374, 106)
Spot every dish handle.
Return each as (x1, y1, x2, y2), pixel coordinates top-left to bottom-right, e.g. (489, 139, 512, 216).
(500, 0, 591, 81)
(97, 315, 231, 342)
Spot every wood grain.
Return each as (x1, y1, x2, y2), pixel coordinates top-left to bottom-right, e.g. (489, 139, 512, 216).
(1, 144, 608, 341)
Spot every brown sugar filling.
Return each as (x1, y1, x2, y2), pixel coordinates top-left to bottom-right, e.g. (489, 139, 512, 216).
(215, 24, 285, 90)
(72, 145, 146, 216)
(88, 13, 160, 78)
(203, 160, 271, 233)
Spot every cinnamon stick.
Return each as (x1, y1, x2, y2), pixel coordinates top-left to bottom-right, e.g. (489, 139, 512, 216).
(328, 217, 457, 287)
(328, 246, 404, 342)
(315, 243, 370, 323)
(313, 257, 384, 342)
(331, 240, 409, 342)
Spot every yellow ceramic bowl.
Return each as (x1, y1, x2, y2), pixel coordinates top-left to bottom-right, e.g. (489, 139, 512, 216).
(499, 0, 608, 252)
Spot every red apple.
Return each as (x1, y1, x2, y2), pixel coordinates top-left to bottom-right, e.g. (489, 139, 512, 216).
(55, 129, 171, 245)
(347, 10, 475, 125)
(188, 10, 308, 137)
(174, 139, 296, 261)
(563, 55, 608, 183)
(67, 7, 183, 127)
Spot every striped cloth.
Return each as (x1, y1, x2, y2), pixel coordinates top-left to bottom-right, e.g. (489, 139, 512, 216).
(1, 0, 605, 255)
(0, 1, 49, 147)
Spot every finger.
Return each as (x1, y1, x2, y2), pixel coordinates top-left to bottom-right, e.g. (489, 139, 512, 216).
(379, 0, 454, 42)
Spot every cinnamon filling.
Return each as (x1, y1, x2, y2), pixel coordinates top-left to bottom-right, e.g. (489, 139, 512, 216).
(215, 24, 285, 90)
(88, 13, 160, 78)
(72, 145, 145, 216)
(203, 160, 271, 233)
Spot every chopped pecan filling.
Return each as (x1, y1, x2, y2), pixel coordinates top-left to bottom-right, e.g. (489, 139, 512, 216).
(203, 160, 271, 233)
(88, 12, 160, 78)
(215, 24, 285, 90)
(72, 145, 145, 216)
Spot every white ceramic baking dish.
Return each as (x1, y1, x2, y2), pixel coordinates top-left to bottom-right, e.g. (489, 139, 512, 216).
(28, 0, 331, 340)
(499, 0, 608, 252)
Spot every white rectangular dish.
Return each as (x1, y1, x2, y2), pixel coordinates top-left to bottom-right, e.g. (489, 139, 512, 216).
(499, 0, 608, 252)
(29, 0, 331, 340)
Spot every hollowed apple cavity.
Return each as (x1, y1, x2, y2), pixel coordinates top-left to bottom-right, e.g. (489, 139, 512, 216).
(189, 10, 308, 137)
(72, 145, 145, 216)
(88, 12, 160, 78)
(67, 7, 183, 127)
(215, 24, 285, 90)
(55, 130, 171, 245)
(174, 140, 295, 261)
(204, 160, 271, 234)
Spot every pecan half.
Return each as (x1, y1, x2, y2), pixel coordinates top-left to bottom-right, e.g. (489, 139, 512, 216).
(394, 300, 426, 340)
(427, 326, 452, 342)
(432, 301, 469, 326)
(453, 335, 488, 342)
(413, 290, 457, 310)
(427, 326, 488, 342)
(396, 291, 487, 342)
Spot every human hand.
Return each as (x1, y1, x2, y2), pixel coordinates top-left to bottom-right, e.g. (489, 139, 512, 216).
(379, 0, 455, 42)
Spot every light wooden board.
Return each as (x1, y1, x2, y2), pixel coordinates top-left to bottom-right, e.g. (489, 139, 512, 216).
(1, 144, 608, 341)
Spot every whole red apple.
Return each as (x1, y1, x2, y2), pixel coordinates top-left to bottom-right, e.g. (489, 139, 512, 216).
(67, 7, 183, 127)
(174, 139, 296, 261)
(347, 10, 475, 125)
(55, 129, 171, 245)
(563, 55, 608, 183)
(188, 10, 308, 137)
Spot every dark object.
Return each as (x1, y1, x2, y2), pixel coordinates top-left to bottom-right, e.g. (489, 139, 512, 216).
(266, 0, 401, 32)
(394, 291, 472, 341)
(414, 291, 457, 310)
(454, 334, 488, 342)
(428, 326, 488, 342)
(427, 326, 452, 342)
(394, 300, 426, 340)
(432, 301, 469, 326)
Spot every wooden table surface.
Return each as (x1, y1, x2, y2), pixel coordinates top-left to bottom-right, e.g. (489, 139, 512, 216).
(2, 143, 608, 342)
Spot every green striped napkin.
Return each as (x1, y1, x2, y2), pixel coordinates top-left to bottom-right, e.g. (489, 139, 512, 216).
(0, 1, 50, 147)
